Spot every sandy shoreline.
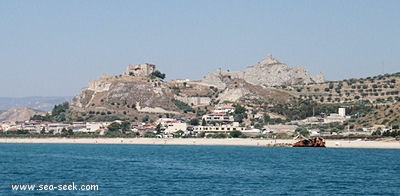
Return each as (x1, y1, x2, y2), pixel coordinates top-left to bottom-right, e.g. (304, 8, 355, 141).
(0, 137, 399, 149)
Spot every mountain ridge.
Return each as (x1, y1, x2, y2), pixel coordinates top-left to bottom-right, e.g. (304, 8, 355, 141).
(0, 96, 72, 111)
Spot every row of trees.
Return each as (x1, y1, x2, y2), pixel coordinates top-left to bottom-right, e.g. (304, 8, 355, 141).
(372, 129, 400, 137)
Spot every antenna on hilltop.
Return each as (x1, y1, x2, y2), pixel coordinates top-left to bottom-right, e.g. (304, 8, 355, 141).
(382, 61, 385, 74)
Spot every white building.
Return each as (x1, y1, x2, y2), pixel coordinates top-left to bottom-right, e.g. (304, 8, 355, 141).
(86, 122, 109, 133)
(193, 124, 246, 133)
(46, 123, 70, 134)
(324, 108, 351, 123)
(338, 108, 346, 117)
(202, 113, 234, 123)
(213, 105, 235, 113)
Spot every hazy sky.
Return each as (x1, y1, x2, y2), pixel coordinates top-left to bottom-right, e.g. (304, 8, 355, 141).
(1, 0, 399, 97)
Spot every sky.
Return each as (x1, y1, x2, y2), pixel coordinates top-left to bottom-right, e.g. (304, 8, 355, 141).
(1, 0, 399, 97)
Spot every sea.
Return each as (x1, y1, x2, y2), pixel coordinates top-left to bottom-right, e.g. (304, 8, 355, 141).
(1, 143, 399, 195)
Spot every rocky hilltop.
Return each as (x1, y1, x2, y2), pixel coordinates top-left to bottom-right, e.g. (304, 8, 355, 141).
(201, 54, 324, 89)
(70, 63, 181, 120)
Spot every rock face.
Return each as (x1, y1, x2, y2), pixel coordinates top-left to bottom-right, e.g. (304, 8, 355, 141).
(201, 54, 324, 89)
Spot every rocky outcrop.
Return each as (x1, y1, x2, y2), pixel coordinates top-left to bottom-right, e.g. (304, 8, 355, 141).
(201, 54, 324, 89)
(312, 73, 325, 84)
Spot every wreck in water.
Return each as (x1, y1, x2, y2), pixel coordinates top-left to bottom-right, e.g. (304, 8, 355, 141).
(292, 135, 326, 147)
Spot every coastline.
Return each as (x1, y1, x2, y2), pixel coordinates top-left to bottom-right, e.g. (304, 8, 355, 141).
(0, 138, 399, 149)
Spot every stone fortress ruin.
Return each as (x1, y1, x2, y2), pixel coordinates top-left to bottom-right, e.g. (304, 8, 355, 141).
(124, 63, 155, 76)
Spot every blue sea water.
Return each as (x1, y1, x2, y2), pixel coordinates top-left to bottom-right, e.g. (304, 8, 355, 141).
(0, 144, 399, 195)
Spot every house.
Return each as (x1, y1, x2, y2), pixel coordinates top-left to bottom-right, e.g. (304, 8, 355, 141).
(324, 108, 351, 123)
(213, 105, 235, 113)
(46, 123, 70, 134)
(202, 113, 234, 123)
(86, 122, 110, 134)
(72, 122, 87, 132)
(193, 124, 246, 133)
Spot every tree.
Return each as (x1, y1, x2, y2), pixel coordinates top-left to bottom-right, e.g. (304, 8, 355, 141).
(233, 104, 247, 123)
(263, 114, 270, 124)
(61, 128, 73, 136)
(234, 104, 246, 114)
(142, 115, 150, 122)
(201, 118, 207, 126)
(150, 70, 166, 79)
(174, 130, 185, 138)
(156, 123, 162, 134)
(51, 102, 69, 122)
(40, 127, 46, 134)
(144, 131, 156, 138)
(229, 130, 243, 138)
(107, 122, 121, 132)
(295, 128, 309, 137)
(67, 128, 74, 136)
(190, 118, 200, 126)
(172, 99, 194, 113)
(372, 128, 382, 136)
(120, 121, 131, 134)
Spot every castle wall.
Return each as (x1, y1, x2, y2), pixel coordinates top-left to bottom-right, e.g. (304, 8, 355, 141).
(125, 63, 155, 76)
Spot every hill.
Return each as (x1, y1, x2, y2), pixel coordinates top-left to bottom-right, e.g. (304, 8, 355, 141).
(0, 107, 46, 122)
(0, 96, 72, 111)
(68, 56, 399, 130)
(70, 64, 181, 122)
(290, 72, 399, 104)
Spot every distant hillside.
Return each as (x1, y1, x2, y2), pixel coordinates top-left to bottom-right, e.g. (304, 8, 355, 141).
(0, 96, 72, 111)
(354, 101, 400, 128)
(289, 72, 400, 104)
(0, 107, 46, 122)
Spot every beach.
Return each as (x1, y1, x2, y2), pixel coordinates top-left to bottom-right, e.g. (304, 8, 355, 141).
(0, 137, 399, 148)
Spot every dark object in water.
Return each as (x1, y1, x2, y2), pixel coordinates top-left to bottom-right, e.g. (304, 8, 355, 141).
(293, 137, 325, 147)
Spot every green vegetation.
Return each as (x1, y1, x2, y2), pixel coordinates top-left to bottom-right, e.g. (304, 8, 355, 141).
(232, 104, 247, 123)
(30, 101, 70, 122)
(229, 130, 247, 138)
(150, 70, 166, 79)
(172, 99, 194, 113)
(206, 133, 229, 138)
(189, 118, 200, 126)
(106, 121, 132, 136)
(294, 127, 310, 137)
